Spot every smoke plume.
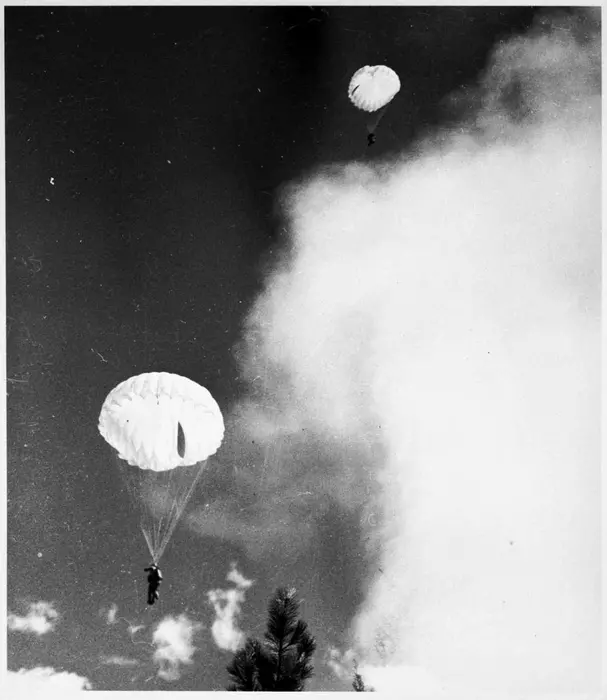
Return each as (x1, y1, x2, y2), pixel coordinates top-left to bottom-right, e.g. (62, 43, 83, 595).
(197, 9, 601, 694)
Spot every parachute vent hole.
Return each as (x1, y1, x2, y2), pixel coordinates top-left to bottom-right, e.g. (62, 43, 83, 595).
(177, 422, 186, 458)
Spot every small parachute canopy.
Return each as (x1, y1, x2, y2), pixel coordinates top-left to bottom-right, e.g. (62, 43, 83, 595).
(98, 372, 225, 562)
(348, 65, 401, 113)
(99, 372, 224, 472)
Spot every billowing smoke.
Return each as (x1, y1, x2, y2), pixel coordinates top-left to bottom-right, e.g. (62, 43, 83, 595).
(194, 9, 601, 694)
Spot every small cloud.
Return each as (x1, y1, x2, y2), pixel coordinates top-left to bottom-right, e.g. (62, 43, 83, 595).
(7, 667, 92, 691)
(207, 588, 246, 652)
(105, 604, 118, 625)
(99, 605, 145, 639)
(152, 614, 203, 682)
(207, 564, 254, 652)
(100, 655, 140, 667)
(226, 562, 254, 590)
(8, 602, 59, 636)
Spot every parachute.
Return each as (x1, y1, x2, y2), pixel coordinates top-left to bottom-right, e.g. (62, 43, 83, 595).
(348, 65, 401, 145)
(98, 372, 224, 563)
(348, 65, 401, 112)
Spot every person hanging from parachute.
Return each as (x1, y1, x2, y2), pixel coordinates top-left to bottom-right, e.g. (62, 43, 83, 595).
(348, 65, 401, 147)
(144, 563, 163, 605)
(98, 372, 225, 606)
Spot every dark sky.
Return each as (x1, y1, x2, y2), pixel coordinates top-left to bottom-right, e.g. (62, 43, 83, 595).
(6, 5, 542, 692)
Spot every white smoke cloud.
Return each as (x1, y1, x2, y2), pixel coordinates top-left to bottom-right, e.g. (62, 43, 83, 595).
(326, 647, 444, 695)
(8, 601, 60, 635)
(358, 663, 447, 696)
(151, 614, 203, 682)
(6, 666, 92, 691)
(325, 646, 356, 680)
(207, 563, 254, 652)
(235, 9, 601, 698)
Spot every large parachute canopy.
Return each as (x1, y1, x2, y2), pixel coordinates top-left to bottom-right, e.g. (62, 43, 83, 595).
(348, 65, 401, 112)
(99, 372, 224, 562)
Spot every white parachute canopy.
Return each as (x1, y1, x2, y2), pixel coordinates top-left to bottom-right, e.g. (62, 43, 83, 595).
(348, 65, 401, 113)
(99, 372, 225, 562)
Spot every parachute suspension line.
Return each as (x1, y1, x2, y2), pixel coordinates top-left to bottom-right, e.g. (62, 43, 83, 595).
(155, 467, 184, 560)
(120, 461, 204, 564)
(146, 467, 181, 562)
(162, 464, 185, 552)
(117, 459, 155, 560)
(147, 467, 182, 563)
(132, 463, 203, 564)
(148, 471, 172, 563)
(368, 103, 389, 133)
(141, 523, 155, 560)
(154, 460, 207, 563)
(141, 471, 161, 562)
(149, 470, 166, 562)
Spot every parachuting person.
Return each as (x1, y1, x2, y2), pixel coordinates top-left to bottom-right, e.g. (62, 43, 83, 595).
(98, 372, 225, 598)
(144, 563, 163, 605)
(348, 65, 401, 146)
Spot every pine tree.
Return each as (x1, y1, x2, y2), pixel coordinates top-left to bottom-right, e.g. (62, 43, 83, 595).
(226, 587, 317, 691)
(352, 669, 366, 691)
(352, 660, 374, 692)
